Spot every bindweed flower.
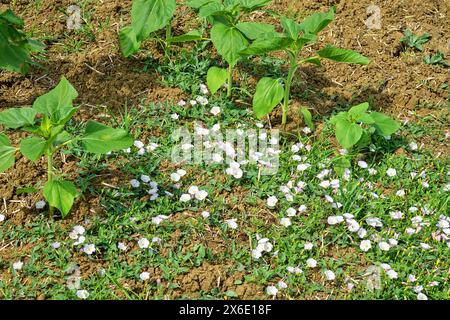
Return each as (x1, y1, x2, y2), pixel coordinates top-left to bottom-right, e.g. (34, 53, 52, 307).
(130, 179, 140, 188)
(280, 217, 291, 227)
(286, 207, 297, 217)
(251, 249, 262, 260)
(76, 290, 89, 299)
(297, 163, 311, 172)
(277, 281, 288, 289)
(200, 84, 209, 95)
(226, 162, 243, 179)
(13, 261, 23, 270)
(358, 161, 368, 169)
(304, 242, 313, 250)
(409, 141, 418, 151)
(73, 225, 85, 235)
(266, 285, 278, 296)
(180, 194, 191, 202)
(360, 240, 372, 252)
(390, 211, 403, 220)
(170, 173, 181, 182)
(267, 196, 278, 208)
(358, 228, 368, 238)
(324, 270, 336, 281)
(194, 190, 208, 201)
(74, 236, 85, 246)
(188, 185, 199, 195)
(117, 242, 127, 251)
(347, 219, 360, 232)
(152, 215, 168, 225)
(140, 272, 150, 281)
(210, 106, 221, 116)
(386, 168, 397, 177)
(366, 217, 383, 228)
(201, 211, 210, 219)
(306, 258, 317, 268)
(35, 200, 46, 209)
(0, 214, 5, 222)
(83, 244, 96, 255)
(138, 238, 150, 249)
(378, 242, 390, 251)
(225, 219, 238, 230)
(417, 293, 428, 300)
(146, 143, 159, 152)
(328, 215, 344, 225)
(52, 242, 61, 249)
(420, 243, 431, 250)
(386, 269, 398, 279)
(134, 140, 144, 149)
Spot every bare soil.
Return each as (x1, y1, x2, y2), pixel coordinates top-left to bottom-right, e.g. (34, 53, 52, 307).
(0, 0, 448, 299)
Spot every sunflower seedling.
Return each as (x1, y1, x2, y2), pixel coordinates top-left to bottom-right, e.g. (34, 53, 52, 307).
(0, 9, 45, 74)
(188, 0, 273, 97)
(0, 77, 133, 217)
(329, 102, 400, 150)
(241, 7, 370, 126)
(119, 0, 203, 58)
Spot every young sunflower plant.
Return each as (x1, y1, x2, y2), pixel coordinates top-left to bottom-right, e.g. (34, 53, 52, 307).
(188, 0, 273, 97)
(241, 7, 370, 126)
(0, 77, 133, 217)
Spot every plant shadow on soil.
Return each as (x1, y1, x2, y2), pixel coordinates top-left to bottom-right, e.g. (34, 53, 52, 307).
(0, 53, 185, 113)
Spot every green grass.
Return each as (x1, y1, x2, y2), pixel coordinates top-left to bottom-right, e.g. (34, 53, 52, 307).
(0, 3, 449, 299)
(1, 89, 448, 300)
